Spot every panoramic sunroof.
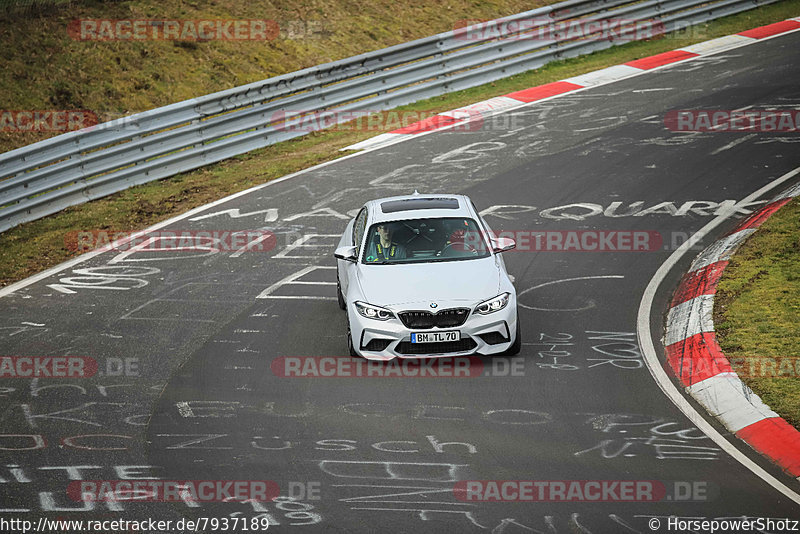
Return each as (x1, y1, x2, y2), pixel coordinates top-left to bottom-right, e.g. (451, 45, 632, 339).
(380, 198, 460, 213)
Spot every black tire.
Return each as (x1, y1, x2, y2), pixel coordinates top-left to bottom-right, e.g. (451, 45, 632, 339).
(336, 273, 346, 310)
(346, 314, 359, 357)
(503, 316, 522, 356)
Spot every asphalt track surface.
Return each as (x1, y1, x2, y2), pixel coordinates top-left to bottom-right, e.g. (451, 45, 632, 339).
(1, 31, 800, 533)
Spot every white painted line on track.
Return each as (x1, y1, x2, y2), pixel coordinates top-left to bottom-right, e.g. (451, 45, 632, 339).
(638, 165, 800, 505)
(711, 133, 758, 155)
(256, 265, 336, 300)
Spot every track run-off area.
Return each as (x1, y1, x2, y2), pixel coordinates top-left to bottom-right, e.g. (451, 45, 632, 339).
(1, 26, 800, 533)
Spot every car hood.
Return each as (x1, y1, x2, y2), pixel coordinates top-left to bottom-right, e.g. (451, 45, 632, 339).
(356, 257, 501, 307)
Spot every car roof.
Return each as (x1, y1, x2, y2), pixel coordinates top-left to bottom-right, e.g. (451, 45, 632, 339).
(365, 193, 475, 224)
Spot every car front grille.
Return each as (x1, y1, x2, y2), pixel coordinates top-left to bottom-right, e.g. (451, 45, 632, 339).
(398, 308, 470, 329)
(396, 338, 477, 355)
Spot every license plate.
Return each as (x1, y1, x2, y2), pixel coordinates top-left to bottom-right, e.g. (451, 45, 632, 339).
(411, 331, 460, 343)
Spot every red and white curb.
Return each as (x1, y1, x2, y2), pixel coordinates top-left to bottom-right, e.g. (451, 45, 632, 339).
(343, 18, 800, 152)
(665, 181, 800, 478)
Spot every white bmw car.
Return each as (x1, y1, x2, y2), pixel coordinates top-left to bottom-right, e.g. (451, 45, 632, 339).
(334, 193, 520, 360)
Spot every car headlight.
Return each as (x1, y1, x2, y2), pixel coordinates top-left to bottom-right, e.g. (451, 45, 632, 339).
(474, 292, 511, 315)
(354, 301, 394, 321)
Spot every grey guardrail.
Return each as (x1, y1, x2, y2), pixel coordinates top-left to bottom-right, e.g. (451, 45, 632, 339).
(0, 0, 780, 232)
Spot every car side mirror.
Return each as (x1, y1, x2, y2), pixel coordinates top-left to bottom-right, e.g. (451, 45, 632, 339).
(334, 245, 358, 262)
(492, 237, 516, 253)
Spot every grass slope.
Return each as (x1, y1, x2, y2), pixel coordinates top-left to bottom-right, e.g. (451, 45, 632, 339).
(0, 0, 544, 152)
(715, 198, 800, 427)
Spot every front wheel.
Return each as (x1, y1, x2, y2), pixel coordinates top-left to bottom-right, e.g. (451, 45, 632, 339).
(503, 316, 521, 356)
(336, 273, 346, 310)
(346, 314, 358, 357)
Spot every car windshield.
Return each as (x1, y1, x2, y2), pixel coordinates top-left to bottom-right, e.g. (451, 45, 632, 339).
(361, 217, 491, 264)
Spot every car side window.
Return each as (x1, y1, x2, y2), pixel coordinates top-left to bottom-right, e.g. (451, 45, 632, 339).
(353, 207, 367, 250)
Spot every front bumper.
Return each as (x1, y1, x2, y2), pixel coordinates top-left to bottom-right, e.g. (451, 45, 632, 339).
(349, 299, 517, 360)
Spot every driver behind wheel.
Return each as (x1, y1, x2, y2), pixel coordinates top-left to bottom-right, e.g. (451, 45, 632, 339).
(441, 219, 482, 255)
